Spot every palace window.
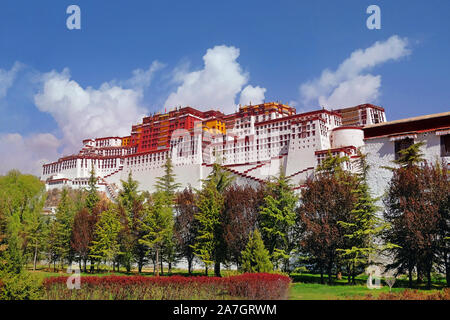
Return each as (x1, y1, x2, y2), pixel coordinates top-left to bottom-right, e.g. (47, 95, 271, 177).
(394, 138, 414, 160)
(441, 135, 450, 157)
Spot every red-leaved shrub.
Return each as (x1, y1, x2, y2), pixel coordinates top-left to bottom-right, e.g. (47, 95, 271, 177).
(43, 273, 291, 300)
(365, 289, 450, 300)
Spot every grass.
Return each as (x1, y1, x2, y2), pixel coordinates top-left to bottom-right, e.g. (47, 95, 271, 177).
(289, 283, 408, 300)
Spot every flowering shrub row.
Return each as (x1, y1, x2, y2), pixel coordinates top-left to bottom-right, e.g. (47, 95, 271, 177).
(364, 289, 450, 300)
(43, 273, 291, 300)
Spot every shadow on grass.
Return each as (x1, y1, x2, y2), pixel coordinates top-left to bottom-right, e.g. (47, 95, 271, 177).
(289, 273, 447, 290)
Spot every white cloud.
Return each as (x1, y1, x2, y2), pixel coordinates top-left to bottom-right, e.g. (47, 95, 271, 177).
(300, 35, 411, 109)
(122, 60, 165, 90)
(239, 85, 266, 106)
(164, 45, 249, 114)
(319, 74, 381, 108)
(0, 133, 60, 176)
(34, 68, 148, 154)
(0, 62, 23, 99)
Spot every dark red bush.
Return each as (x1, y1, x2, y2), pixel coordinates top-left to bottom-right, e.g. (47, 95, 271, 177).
(43, 273, 291, 300)
(364, 289, 450, 300)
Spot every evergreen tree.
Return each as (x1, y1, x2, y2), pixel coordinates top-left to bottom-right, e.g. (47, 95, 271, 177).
(259, 168, 297, 271)
(117, 171, 147, 272)
(90, 207, 122, 271)
(192, 179, 224, 275)
(155, 158, 181, 199)
(155, 158, 181, 273)
(394, 142, 425, 168)
(241, 229, 273, 273)
(336, 151, 389, 284)
(85, 166, 100, 211)
(139, 191, 173, 276)
(208, 162, 235, 193)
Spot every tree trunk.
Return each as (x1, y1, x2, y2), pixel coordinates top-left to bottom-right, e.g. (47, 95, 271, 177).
(138, 260, 143, 273)
(188, 258, 192, 275)
(408, 266, 413, 288)
(444, 250, 450, 288)
(320, 267, 324, 284)
(351, 261, 356, 285)
(160, 258, 164, 276)
(214, 261, 221, 277)
(33, 244, 38, 271)
(327, 263, 333, 285)
(155, 248, 160, 277)
(79, 259, 82, 272)
(168, 262, 172, 275)
(83, 258, 87, 273)
(205, 265, 208, 276)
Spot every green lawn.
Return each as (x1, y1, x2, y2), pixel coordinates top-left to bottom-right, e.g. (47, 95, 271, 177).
(289, 282, 407, 300)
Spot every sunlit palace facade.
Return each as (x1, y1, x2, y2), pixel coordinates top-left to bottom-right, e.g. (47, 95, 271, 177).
(41, 102, 387, 199)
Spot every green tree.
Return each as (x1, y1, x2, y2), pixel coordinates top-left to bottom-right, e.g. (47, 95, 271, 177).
(90, 207, 122, 271)
(139, 191, 173, 276)
(155, 158, 181, 199)
(192, 179, 224, 275)
(117, 171, 147, 272)
(208, 162, 234, 193)
(259, 168, 298, 271)
(207, 163, 234, 276)
(0, 171, 46, 273)
(337, 151, 390, 284)
(0, 171, 47, 300)
(394, 141, 425, 168)
(54, 188, 74, 268)
(241, 229, 273, 273)
(155, 158, 181, 273)
(85, 166, 100, 211)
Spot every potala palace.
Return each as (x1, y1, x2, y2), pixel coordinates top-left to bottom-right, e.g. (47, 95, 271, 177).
(41, 102, 450, 204)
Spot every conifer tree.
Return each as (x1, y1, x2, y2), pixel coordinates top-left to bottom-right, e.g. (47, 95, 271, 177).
(90, 207, 122, 271)
(393, 141, 425, 168)
(259, 168, 297, 271)
(337, 151, 389, 284)
(208, 162, 235, 193)
(117, 171, 146, 272)
(85, 166, 100, 212)
(154, 158, 181, 273)
(241, 229, 273, 273)
(139, 191, 173, 276)
(192, 179, 224, 275)
(155, 158, 181, 200)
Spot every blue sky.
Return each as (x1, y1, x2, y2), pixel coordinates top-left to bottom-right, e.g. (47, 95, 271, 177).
(0, 0, 449, 174)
